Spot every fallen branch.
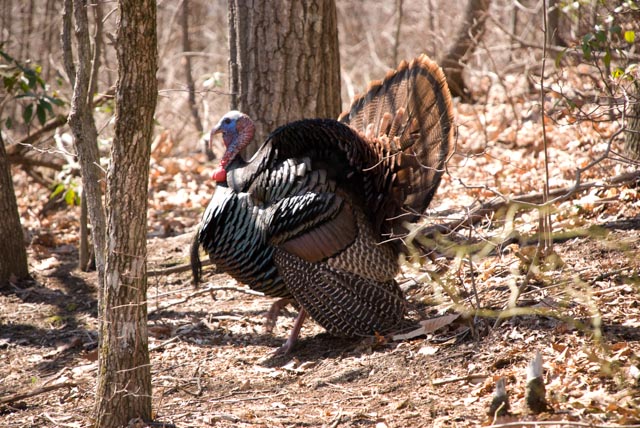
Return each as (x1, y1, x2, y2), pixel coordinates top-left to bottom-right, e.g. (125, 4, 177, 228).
(432, 373, 488, 386)
(148, 283, 264, 315)
(422, 169, 640, 237)
(9, 155, 66, 171)
(0, 381, 77, 405)
(42, 413, 85, 428)
(208, 391, 287, 404)
(8, 114, 68, 153)
(148, 258, 211, 277)
(6, 89, 115, 169)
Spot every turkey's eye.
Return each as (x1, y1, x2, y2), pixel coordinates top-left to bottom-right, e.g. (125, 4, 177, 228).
(223, 118, 231, 125)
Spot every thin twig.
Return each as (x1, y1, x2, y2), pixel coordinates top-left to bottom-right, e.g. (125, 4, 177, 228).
(208, 391, 287, 404)
(149, 335, 180, 352)
(41, 413, 82, 428)
(0, 382, 77, 405)
(148, 259, 211, 277)
(423, 169, 640, 237)
(539, 0, 552, 252)
(148, 283, 264, 315)
(432, 373, 488, 386)
(489, 14, 640, 62)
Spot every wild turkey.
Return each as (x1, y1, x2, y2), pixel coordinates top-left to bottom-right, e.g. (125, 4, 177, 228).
(192, 54, 454, 352)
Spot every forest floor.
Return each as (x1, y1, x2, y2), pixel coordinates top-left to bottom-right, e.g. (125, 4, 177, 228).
(2, 75, 640, 427)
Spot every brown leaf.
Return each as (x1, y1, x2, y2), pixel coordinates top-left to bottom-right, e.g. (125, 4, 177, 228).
(148, 325, 172, 338)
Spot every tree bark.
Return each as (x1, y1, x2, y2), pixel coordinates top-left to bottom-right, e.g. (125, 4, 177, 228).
(181, 0, 210, 160)
(392, 0, 404, 66)
(440, 0, 491, 99)
(0, 133, 29, 284)
(625, 82, 640, 160)
(93, 0, 157, 426)
(546, 0, 564, 48)
(228, 0, 341, 155)
(62, 0, 106, 277)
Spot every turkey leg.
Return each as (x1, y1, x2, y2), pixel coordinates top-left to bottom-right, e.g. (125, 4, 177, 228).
(276, 308, 307, 354)
(264, 298, 293, 333)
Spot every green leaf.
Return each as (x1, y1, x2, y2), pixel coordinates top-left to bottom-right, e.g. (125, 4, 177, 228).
(3, 75, 16, 92)
(19, 79, 30, 93)
(612, 67, 624, 78)
(64, 188, 77, 206)
(26, 72, 37, 90)
(555, 48, 567, 68)
(50, 183, 65, 199)
(45, 94, 65, 106)
(36, 102, 46, 125)
(15, 92, 36, 100)
(624, 30, 636, 43)
(0, 49, 12, 62)
(40, 98, 53, 114)
(603, 49, 611, 69)
(4, 116, 12, 129)
(610, 24, 622, 35)
(582, 44, 592, 60)
(595, 30, 607, 43)
(23, 104, 33, 123)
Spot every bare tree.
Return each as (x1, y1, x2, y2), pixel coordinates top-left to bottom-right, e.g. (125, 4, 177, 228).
(440, 0, 491, 99)
(228, 0, 341, 155)
(62, 0, 106, 275)
(0, 132, 29, 284)
(546, 0, 564, 47)
(93, 0, 158, 425)
(181, 0, 204, 135)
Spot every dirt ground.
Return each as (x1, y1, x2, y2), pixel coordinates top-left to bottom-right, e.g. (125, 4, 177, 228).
(3, 79, 640, 427)
(2, 182, 640, 427)
(0, 219, 640, 427)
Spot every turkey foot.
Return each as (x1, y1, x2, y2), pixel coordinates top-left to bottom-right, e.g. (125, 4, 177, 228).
(274, 309, 307, 355)
(264, 298, 293, 334)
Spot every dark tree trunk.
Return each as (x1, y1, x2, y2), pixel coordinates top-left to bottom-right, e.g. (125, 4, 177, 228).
(0, 133, 29, 285)
(440, 0, 491, 99)
(93, 0, 157, 426)
(228, 0, 341, 155)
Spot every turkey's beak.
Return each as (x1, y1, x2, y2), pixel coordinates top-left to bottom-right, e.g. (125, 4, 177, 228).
(208, 126, 222, 154)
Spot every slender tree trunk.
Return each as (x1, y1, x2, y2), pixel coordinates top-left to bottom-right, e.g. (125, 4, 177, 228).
(228, 0, 341, 155)
(181, 0, 203, 135)
(228, 1, 239, 111)
(62, 0, 106, 278)
(93, 0, 157, 425)
(546, 0, 564, 47)
(75, 0, 103, 272)
(0, 133, 30, 285)
(181, 0, 210, 159)
(392, 0, 403, 66)
(440, 0, 491, 99)
(625, 82, 640, 160)
(79, 194, 89, 270)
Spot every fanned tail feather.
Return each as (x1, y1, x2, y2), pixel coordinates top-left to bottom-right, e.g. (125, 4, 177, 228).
(338, 54, 454, 237)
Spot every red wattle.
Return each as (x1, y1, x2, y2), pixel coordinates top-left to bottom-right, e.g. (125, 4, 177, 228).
(212, 167, 227, 183)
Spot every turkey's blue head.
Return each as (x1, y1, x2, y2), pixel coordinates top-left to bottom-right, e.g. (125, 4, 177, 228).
(210, 110, 255, 183)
